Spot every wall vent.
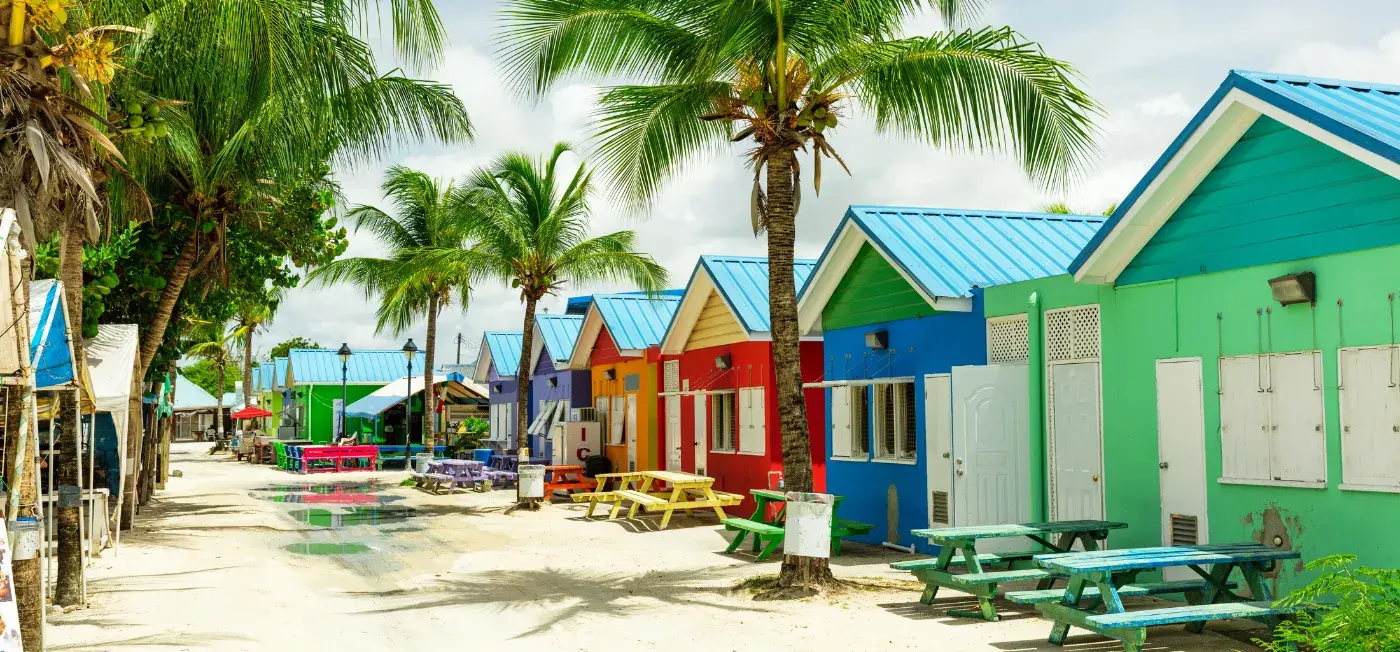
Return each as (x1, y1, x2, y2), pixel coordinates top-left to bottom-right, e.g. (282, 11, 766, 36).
(1045, 304, 1101, 362)
(931, 491, 951, 525)
(1170, 514, 1199, 546)
(987, 314, 1030, 364)
(663, 360, 680, 393)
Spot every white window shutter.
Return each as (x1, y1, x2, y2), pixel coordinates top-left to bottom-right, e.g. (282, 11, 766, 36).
(1340, 347, 1400, 487)
(1269, 352, 1326, 484)
(739, 388, 765, 454)
(831, 386, 851, 458)
(1219, 355, 1271, 481)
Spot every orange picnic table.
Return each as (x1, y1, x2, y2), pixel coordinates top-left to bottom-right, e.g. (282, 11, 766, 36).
(544, 465, 593, 498)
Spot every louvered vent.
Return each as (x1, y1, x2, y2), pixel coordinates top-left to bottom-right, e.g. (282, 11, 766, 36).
(987, 314, 1030, 364)
(931, 491, 950, 525)
(628, 461, 636, 472)
(1170, 514, 1198, 546)
(1045, 305, 1101, 362)
(663, 360, 680, 393)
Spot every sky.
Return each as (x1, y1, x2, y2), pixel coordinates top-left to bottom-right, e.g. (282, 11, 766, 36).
(258, 0, 1400, 367)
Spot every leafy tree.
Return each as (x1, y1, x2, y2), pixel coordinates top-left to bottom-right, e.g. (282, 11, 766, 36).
(234, 288, 284, 408)
(1039, 201, 1117, 217)
(182, 358, 238, 397)
(269, 337, 324, 361)
(1258, 554, 1400, 652)
(307, 166, 482, 446)
(429, 143, 668, 507)
(497, 0, 1099, 582)
(184, 319, 238, 442)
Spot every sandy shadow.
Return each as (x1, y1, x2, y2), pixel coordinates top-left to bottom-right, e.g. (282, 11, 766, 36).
(342, 566, 773, 639)
(990, 633, 1215, 651)
(49, 631, 252, 650)
(876, 597, 1042, 624)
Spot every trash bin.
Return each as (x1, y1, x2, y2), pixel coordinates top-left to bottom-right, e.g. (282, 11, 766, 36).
(414, 452, 434, 474)
(519, 464, 546, 499)
(11, 517, 39, 561)
(783, 492, 835, 558)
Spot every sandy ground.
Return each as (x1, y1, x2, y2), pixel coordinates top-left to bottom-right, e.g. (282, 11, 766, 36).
(43, 443, 1271, 651)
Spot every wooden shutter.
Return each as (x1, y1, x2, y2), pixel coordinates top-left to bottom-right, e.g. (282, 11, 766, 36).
(1269, 351, 1326, 484)
(739, 388, 765, 454)
(1340, 347, 1400, 488)
(831, 386, 851, 458)
(1219, 355, 1271, 481)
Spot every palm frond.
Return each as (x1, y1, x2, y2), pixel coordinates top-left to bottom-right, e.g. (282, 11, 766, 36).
(592, 81, 733, 209)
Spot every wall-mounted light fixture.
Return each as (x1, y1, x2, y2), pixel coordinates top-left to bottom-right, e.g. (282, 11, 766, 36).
(1268, 272, 1316, 306)
(547, 377, 558, 387)
(865, 330, 889, 349)
(604, 369, 616, 380)
(714, 354, 732, 370)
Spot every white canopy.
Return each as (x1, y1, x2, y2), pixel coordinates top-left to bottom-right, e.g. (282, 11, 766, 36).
(86, 324, 138, 417)
(344, 373, 483, 419)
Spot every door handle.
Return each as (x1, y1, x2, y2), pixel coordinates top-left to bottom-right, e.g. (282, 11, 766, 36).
(955, 458, 964, 465)
(955, 470, 964, 477)
(1159, 462, 1169, 470)
(1092, 475, 1100, 482)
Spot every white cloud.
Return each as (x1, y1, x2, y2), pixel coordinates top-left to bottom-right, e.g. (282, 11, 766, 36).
(1276, 30, 1400, 82)
(1137, 93, 1193, 118)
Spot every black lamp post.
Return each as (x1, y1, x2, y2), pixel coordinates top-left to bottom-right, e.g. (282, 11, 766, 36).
(337, 343, 352, 443)
(402, 339, 418, 464)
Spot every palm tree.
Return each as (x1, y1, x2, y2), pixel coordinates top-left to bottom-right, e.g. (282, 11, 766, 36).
(185, 319, 238, 445)
(234, 289, 285, 409)
(1040, 201, 1117, 216)
(435, 143, 668, 507)
(307, 167, 481, 447)
(498, 0, 1100, 580)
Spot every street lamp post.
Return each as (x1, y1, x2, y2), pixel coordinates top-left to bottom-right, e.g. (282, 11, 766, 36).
(402, 339, 418, 468)
(337, 343, 352, 444)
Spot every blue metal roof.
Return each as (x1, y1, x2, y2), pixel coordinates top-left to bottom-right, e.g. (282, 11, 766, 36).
(1071, 70, 1400, 274)
(286, 348, 424, 385)
(594, 293, 683, 350)
(805, 207, 1107, 302)
(483, 331, 524, 378)
(536, 315, 584, 365)
(171, 373, 218, 410)
(274, 357, 288, 390)
(697, 256, 817, 333)
(30, 279, 75, 389)
(258, 362, 275, 392)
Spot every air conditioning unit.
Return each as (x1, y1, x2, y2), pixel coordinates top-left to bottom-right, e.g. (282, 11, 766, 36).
(570, 407, 599, 422)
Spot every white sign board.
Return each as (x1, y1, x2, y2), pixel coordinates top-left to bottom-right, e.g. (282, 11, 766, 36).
(782, 492, 834, 558)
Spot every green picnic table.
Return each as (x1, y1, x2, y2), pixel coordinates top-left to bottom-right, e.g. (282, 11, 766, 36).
(1028, 543, 1303, 652)
(893, 520, 1128, 621)
(721, 489, 874, 561)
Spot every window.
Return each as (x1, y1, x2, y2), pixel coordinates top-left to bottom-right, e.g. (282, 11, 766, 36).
(874, 382, 917, 461)
(851, 385, 870, 457)
(712, 393, 736, 452)
(1338, 346, 1400, 490)
(1219, 352, 1325, 486)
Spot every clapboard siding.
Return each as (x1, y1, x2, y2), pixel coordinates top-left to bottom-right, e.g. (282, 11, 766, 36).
(1119, 116, 1400, 285)
(685, 291, 746, 351)
(822, 243, 935, 331)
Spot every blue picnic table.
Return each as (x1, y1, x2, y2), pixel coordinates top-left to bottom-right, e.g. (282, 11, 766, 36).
(1028, 543, 1303, 652)
(893, 520, 1128, 621)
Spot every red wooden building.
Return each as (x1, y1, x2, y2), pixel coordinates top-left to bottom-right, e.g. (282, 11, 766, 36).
(658, 256, 825, 511)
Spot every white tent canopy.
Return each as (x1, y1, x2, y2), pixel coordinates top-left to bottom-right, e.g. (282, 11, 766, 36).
(85, 324, 139, 481)
(344, 374, 481, 419)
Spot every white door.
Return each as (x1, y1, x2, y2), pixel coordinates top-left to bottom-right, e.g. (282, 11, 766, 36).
(924, 374, 953, 527)
(1156, 358, 1208, 579)
(665, 396, 682, 471)
(1049, 362, 1104, 522)
(626, 393, 638, 471)
(952, 364, 1029, 553)
(610, 396, 625, 446)
(692, 394, 708, 475)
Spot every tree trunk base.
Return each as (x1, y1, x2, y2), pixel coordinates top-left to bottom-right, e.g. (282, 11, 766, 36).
(507, 498, 543, 514)
(737, 557, 841, 600)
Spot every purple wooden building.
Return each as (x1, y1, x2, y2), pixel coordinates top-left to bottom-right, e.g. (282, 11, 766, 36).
(526, 314, 590, 461)
(473, 331, 525, 449)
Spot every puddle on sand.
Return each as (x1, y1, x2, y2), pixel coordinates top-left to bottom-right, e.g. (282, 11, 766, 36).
(286, 507, 417, 528)
(283, 542, 373, 556)
(252, 482, 383, 495)
(254, 493, 405, 505)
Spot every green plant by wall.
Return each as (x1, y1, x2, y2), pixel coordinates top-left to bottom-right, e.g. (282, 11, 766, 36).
(1256, 554, 1400, 652)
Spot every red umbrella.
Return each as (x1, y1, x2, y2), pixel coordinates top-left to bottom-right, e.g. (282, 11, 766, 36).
(230, 405, 273, 419)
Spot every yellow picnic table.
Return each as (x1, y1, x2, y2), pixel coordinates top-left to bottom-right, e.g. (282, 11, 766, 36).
(571, 470, 743, 529)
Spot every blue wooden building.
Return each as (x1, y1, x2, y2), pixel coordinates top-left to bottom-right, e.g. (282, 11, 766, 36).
(527, 314, 589, 460)
(473, 331, 527, 448)
(796, 207, 1106, 552)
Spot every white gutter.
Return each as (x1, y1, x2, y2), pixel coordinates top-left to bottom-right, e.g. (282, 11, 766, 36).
(802, 376, 915, 389)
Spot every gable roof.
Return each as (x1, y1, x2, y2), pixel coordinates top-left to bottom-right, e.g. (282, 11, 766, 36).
(1074, 70, 1400, 284)
(797, 206, 1107, 333)
(473, 331, 524, 382)
(661, 256, 818, 355)
(273, 357, 289, 390)
(286, 348, 425, 385)
(258, 362, 275, 393)
(171, 373, 219, 411)
(530, 314, 585, 371)
(566, 292, 683, 368)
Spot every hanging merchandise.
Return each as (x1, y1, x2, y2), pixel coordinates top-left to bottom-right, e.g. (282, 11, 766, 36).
(0, 519, 23, 651)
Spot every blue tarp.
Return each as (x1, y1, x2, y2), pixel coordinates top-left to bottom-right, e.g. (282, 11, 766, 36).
(29, 279, 75, 389)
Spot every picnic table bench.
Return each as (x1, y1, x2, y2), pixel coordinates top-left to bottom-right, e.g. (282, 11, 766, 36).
(571, 470, 742, 529)
(415, 460, 489, 494)
(543, 465, 593, 498)
(298, 445, 378, 473)
(897, 520, 1128, 621)
(722, 489, 876, 561)
(1031, 543, 1303, 652)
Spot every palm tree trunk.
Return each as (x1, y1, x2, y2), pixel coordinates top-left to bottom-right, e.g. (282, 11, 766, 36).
(54, 214, 84, 606)
(765, 150, 831, 587)
(214, 362, 225, 440)
(515, 295, 539, 508)
(242, 328, 254, 408)
(5, 264, 42, 649)
(137, 232, 197, 378)
(119, 369, 141, 530)
(423, 295, 437, 446)
(140, 394, 159, 505)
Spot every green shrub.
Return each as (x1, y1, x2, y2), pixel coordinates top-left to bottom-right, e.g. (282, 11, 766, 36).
(1256, 554, 1400, 652)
